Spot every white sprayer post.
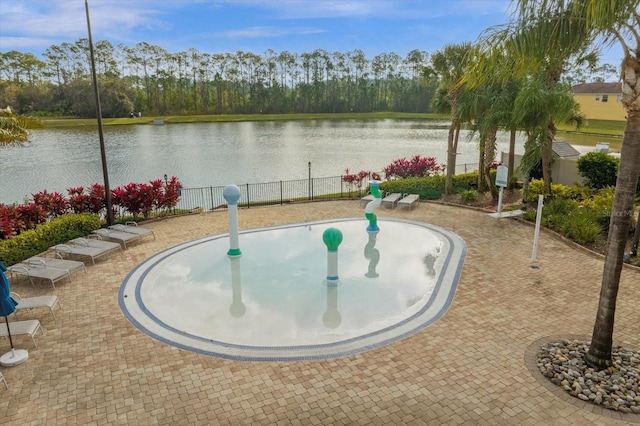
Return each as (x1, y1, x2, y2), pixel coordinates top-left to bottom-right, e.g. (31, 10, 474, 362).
(497, 186, 504, 216)
(495, 164, 508, 217)
(531, 194, 544, 263)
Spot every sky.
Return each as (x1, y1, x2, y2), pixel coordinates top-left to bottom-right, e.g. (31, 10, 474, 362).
(0, 0, 624, 67)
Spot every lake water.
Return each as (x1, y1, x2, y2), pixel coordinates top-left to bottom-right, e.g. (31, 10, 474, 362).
(0, 119, 528, 204)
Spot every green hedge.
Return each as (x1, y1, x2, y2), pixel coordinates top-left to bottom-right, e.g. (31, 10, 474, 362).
(0, 213, 100, 266)
(378, 171, 490, 200)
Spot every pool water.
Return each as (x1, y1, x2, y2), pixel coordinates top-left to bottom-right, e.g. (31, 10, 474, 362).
(119, 218, 466, 361)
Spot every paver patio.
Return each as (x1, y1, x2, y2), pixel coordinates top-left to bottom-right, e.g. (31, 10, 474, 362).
(1, 200, 638, 425)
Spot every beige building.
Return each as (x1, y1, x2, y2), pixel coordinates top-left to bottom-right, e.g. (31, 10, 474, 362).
(572, 82, 626, 121)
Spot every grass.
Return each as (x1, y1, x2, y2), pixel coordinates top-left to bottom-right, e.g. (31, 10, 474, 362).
(555, 118, 625, 151)
(557, 118, 626, 135)
(41, 112, 450, 128)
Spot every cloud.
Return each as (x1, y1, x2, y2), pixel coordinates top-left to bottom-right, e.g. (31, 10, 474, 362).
(224, 26, 325, 39)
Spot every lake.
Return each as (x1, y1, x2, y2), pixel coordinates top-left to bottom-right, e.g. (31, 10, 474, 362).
(0, 119, 529, 204)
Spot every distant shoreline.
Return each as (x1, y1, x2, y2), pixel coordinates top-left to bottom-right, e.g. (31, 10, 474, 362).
(38, 112, 625, 150)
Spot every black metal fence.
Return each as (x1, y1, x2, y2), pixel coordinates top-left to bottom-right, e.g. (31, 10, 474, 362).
(177, 176, 360, 212)
(175, 161, 479, 213)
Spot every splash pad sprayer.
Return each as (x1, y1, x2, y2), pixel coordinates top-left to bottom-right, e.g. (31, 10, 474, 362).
(365, 181, 382, 232)
(223, 185, 242, 257)
(322, 228, 343, 285)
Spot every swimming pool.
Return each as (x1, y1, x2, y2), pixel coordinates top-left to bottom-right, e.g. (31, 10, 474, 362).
(119, 218, 466, 361)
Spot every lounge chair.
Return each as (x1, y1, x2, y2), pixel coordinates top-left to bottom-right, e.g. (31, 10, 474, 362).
(7, 262, 72, 289)
(92, 228, 142, 249)
(11, 292, 61, 320)
(0, 319, 44, 348)
(108, 222, 155, 241)
(381, 192, 402, 208)
(54, 238, 121, 265)
(0, 371, 7, 390)
(70, 237, 123, 253)
(23, 256, 86, 277)
(398, 193, 420, 210)
(360, 194, 375, 207)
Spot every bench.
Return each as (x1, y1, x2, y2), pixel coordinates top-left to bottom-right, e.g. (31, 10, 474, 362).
(484, 210, 525, 220)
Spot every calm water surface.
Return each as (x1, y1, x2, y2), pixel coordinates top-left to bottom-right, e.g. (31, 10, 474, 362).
(0, 119, 527, 204)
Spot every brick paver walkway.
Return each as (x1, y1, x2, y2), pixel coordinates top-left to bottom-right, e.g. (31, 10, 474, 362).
(1, 200, 638, 425)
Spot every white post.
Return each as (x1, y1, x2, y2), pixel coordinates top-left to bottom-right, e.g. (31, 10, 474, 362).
(497, 186, 504, 217)
(495, 164, 508, 217)
(223, 185, 242, 257)
(531, 194, 544, 264)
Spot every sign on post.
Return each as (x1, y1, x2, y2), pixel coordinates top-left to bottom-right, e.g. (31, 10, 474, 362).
(495, 164, 508, 188)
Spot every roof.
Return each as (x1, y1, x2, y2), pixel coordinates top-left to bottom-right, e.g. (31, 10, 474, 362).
(552, 141, 581, 158)
(572, 82, 621, 94)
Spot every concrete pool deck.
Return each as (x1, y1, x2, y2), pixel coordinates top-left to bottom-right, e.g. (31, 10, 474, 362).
(1, 200, 639, 425)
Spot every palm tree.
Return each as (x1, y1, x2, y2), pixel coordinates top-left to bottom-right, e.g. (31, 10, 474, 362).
(511, 74, 584, 201)
(475, 1, 596, 196)
(0, 106, 42, 144)
(430, 43, 474, 194)
(486, 0, 640, 369)
(457, 72, 525, 195)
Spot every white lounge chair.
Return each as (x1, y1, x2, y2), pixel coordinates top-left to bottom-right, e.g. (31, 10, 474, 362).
(398, 193, 420, 210)
(23, 256, 86, 277)
(360, 194, 375, 206)
(11, 292, 61, 320)
(54, 238, 121, 265)
(0, 371, 7, 390)
(0, 319, 44, 348)
(92, 228, 142, 249)
(7, 263, 72, 289)
(381, 192, 402, 208)
(70, 237, 123, 253)
(109, 222, 155, 240)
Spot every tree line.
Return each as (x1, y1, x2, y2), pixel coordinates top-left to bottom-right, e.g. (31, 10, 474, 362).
(0, 39, 616, 119)
(0, 42, 438, 117)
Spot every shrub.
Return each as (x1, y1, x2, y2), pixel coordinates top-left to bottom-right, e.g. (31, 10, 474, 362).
(459, 190, 478, 202)
(577, 151, 619, 189)
(560, 209, 601, 244)
(525, 179, 590, 201)
(157, 175, 184, 211)
(32, 190, 68, 217)
(87, 183, 106, 214)
(543, 198, 578, 230)
(342, 169, 381, 194)
(451, 172, 478, 189)
(111, 182, 158, 218)
(383, 155, 445, 179)
(0, 202, 49, 237)
(67, 186, 91, 213)
(581, 187, 617, 231)
(380, 176, 445, 200)
(0, 213, 100, 265)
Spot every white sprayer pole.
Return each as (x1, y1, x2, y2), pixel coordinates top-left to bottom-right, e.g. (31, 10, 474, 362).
(497, 186, 504, 217)
(531, 194, 544, 263)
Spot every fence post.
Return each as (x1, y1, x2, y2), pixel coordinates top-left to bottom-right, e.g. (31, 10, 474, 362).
(246, 183, 250, 208)
(280, 181, 283, 205)
(210, 187, 214, 211)
(308, 162, 312, 200)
